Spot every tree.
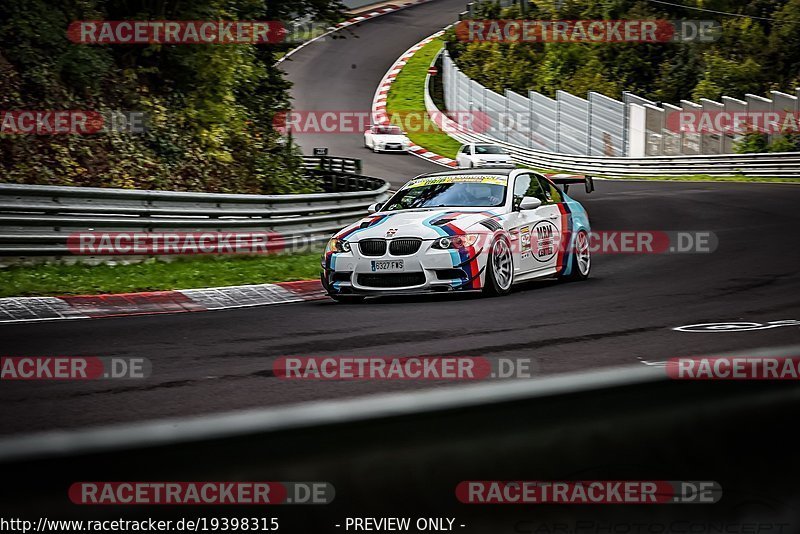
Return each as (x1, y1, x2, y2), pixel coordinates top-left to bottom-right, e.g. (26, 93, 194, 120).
(0, 0, 344, 192)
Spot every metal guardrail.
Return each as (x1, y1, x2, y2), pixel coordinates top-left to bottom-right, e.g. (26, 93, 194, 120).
(433, 51, 800, 177)
(301, 155, 363, 175)
(0, 158, 388, 261)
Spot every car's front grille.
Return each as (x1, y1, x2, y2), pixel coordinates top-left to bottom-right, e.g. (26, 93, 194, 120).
(332, 272, 352, 282)
(389, 238, 422, 256)
(357, 273, 426, 288)
(385, 144, 402, 149)
(359, 239, 387, 256)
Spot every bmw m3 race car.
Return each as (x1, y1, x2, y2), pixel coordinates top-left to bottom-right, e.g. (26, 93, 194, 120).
(321, 168, 594, 302)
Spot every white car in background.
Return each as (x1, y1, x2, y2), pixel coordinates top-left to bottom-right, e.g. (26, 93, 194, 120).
(456, 143, 514, 169)
(364, 125, 411, 153)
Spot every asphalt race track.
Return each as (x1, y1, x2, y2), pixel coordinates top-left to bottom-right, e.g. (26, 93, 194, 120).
(1, 1, 800, 435)
(278, 0, 464, 183)
(2, 178, 800, 434)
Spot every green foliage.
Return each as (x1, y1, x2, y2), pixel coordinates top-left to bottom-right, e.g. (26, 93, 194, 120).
(691, 53, 762, 101)
(0, 0, 342, 193)
(734, 132, 768, 153)
(386, 38, 462, 159)
(449, 0, 800, 106)
(0, 252, 323, 297)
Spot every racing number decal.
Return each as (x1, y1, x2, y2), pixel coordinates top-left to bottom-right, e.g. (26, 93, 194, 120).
(520, 226, 532, 258)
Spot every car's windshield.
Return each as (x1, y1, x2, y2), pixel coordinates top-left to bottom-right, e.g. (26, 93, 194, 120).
(475, 145, 507, 155)
(383, 175, 507, 209)
(374, 126, 403, 135)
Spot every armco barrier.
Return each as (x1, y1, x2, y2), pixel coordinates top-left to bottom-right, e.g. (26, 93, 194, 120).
(1, 346, 799, 528)
(0, 156, 388, 262)
(301, 155, 363, 174)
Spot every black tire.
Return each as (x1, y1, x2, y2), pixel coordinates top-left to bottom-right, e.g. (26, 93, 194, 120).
(483, 236, 514, 296)
(559, 230, 591, 281)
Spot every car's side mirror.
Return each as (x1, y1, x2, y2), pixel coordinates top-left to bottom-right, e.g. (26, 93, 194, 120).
(519, 196, 542, 211)
(367, 203, 382, 214)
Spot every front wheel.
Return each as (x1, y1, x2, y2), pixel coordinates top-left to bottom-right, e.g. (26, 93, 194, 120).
(560, 230, 591, 281)
(483, 236, 514, 296)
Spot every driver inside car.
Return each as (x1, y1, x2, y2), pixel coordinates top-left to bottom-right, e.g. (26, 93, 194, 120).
(461, 183, 501, 206)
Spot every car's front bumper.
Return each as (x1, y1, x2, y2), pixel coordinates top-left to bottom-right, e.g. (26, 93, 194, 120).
(321, 244, 486, 296)
(375, 145, 409, 153)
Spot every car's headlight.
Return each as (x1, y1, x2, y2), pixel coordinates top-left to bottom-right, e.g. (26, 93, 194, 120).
(431, 234, 481, 250)
(326, 238, 351, 253)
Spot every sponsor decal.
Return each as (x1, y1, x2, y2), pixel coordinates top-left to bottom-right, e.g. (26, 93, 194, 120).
(532, 220, 560, 262)
(406, 175, 508, 188)
(519, 226, 531, 256)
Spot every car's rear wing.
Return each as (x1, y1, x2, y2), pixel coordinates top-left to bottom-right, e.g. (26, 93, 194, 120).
(546, 174, 595, 194)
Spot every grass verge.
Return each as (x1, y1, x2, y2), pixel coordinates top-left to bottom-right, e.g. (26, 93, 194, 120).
(0, 253, 322, 298)
(386, 37, 463, 160)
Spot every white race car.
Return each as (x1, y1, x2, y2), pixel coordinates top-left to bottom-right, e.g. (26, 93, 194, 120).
(364, 125, 411, 153)
(321, 168, 594, 302)
(456, 143, 514, 168)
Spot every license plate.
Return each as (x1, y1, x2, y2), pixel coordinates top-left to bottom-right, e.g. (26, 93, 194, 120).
(371, 260, 404, 272)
